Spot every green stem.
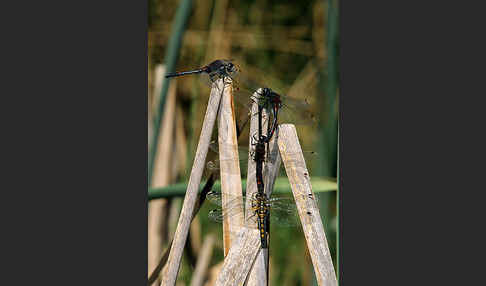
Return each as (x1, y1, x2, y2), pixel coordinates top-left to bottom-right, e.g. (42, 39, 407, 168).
(148, 0, 194, 186)
(148, 177, 337, 200)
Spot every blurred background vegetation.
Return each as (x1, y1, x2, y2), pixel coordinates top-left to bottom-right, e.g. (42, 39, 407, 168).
(148, 0, 339, 285)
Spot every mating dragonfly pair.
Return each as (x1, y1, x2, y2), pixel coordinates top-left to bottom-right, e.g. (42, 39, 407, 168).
(166, 59, 318, 248)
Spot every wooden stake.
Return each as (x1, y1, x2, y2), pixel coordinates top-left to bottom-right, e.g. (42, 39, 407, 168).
(277, 124, 337, 286)
(214, 228, 261, 286)
(217, 78, 243, 256)
(160, 79, 224, 286)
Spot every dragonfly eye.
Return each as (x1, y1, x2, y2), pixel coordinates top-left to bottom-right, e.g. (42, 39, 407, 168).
(226, 63, 236, 73)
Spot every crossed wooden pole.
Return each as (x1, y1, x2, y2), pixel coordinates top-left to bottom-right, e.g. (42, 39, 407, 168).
(159, 78, 337, 286)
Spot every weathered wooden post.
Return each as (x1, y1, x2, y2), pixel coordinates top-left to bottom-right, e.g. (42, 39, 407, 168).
(160, 79, 224, 286)
(278, 124, 337, 286)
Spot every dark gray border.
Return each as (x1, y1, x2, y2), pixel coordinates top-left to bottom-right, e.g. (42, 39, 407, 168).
(2, 0, 148, 284)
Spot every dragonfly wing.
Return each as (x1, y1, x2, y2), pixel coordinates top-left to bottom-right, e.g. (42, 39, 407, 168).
(269, 208, 301, 227)
(206, 191, 259, 229)
(278, 104, 318, 126)
(266, 196, 299, 227)
(207, 199, 245, 222)
(206, 191, 248, 207)
(232, 88, 255, 109)
(197, 72, 213, 88)
(208, 208, 259, 228)
(208, 141, 250, 160)
(267, 194, 321, 227)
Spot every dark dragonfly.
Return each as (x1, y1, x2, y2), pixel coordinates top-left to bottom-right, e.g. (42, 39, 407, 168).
(252, 110, 270, 247)
(251, 87, 319, 143)
(165, 59, 239, 84)
(231, 86, 318, 147)
(253, 103, 268, 194)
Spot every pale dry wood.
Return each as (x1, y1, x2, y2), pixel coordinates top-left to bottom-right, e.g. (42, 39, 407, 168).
(190, 235, 215, 286)
(214, 228, 261, 286)
(160, 79, 225, 286)
(245, 248, 268, 286)
(148, 64, 177, 279)
(263, 134, 282, 197)
(217, 78, 244, 256)
(245, 98, 269, 286)
(203, 262, 224, 286)
(277, 124, 337, 286)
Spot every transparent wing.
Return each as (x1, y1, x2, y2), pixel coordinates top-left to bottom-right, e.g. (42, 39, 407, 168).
(233, 86, 318, 128)
(206, 141, 319, 172)
(208, 208, 259, 228)
(206, 191, 318, 228)
(268, 194, 320, 227)
(206, 191, 258, 227)
(274, 93, 319, 126)
(206, 190, 246, 207)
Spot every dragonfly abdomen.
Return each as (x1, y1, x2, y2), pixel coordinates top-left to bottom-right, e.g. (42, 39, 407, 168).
(165, 69, 204, 78)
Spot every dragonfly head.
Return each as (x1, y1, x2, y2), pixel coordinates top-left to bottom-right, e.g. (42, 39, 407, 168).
(225, 62, 239, 75)
(261, 87, 272, 96)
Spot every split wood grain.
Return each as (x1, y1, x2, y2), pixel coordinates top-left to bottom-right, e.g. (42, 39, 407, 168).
(203, 262, 224, 286)
(190, 235, 215, 286)
(217, 78, 244, 256)
(277, 124, 337, 286)
(160, 79, 224, 286)
(215, 228, 261, 286)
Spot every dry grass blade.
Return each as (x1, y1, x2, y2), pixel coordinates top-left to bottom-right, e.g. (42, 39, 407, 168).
(148, 174, 216, 285)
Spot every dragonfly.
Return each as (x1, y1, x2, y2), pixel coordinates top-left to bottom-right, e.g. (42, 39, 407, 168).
(165, 59, 239, 87)
(206, 190, 319, 249)
(251, 87, 318, 141)
(234, 81, 318, 123)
